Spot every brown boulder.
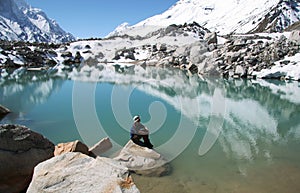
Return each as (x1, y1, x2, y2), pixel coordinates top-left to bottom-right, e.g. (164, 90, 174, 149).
(54, 140, 89, 156)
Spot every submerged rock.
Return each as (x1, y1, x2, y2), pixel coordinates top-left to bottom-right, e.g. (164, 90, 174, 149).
(114, 140, 171, 177)
(27, 152, 140, 193)
(0, 104, 10, 120)
(0, 124, 54, 193)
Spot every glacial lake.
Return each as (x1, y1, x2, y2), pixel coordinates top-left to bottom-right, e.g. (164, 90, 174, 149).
(1, 65, 300, 193)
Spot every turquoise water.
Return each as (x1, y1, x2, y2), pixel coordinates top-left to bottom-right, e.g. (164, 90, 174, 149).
(1, 66, 300, 193)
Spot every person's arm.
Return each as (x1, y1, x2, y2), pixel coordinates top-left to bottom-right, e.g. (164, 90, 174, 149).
(137, 123, 149, 135)
(130, 123, 139, 134)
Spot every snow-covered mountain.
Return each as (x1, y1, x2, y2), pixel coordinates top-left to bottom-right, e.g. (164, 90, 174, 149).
(0, 0, 75, 42)
(111, 0, 300, 36)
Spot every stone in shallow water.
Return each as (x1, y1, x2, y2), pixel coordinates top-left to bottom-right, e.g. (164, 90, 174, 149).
(114, 140, 171, 177)
(27, 152, 140, 193)
(0, 104, 10, 120)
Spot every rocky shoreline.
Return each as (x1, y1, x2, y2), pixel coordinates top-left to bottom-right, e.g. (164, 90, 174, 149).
(1, 23, 300, 81)
(0, 123, 170, 193)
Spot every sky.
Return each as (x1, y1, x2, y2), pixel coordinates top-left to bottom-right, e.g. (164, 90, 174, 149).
(25, 0, 178, 39)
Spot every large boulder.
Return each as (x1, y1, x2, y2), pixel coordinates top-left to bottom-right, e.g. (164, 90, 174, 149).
(114, 140, 171, 177)
(189, 42, 208, 64)
(204, 32, 218, 45)
(0, 124, 54, 193)
(27, 152, 140, 193)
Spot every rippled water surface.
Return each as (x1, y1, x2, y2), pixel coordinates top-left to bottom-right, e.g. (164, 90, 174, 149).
(1, 65, 300, 193)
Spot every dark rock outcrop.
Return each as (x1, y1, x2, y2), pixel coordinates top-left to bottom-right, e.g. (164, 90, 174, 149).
(0, 124, 54, 193)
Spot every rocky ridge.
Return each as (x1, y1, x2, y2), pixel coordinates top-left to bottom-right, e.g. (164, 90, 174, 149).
(0, 23, 300, 81)
(201, 33, 300, 78)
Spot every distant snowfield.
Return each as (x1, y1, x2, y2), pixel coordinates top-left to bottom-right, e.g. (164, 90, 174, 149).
(110, 0, 299, 37)
(134, 0, 277, 34)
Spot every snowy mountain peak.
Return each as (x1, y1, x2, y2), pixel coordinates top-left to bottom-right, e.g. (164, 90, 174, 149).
(107, 22, 130, 37)
(116, 0, 300, 36)
(0, 0, 75, 42)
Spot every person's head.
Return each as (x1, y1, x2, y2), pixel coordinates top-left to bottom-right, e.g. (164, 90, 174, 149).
(133, 115, 140, 122)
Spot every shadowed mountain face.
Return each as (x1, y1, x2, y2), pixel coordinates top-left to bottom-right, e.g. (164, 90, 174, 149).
(0, 0, 75, 42)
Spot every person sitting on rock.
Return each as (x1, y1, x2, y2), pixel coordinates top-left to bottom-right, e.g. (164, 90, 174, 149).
(130, 115, 153, 149)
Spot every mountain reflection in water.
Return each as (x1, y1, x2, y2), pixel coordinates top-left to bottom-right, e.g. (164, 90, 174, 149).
(0, 65, 299, 193)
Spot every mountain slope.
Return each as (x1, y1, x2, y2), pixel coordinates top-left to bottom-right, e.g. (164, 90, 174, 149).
(114, 0, 300, 35)
(0, 0, 75, 42)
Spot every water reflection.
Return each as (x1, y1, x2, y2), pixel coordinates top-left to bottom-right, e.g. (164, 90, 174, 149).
(0, 71, 65, 123)
(0, 65, 299, 167)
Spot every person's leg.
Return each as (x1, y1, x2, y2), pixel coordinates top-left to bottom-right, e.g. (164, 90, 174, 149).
(131, 134, 146, 147)
(142, 135, 153, 149)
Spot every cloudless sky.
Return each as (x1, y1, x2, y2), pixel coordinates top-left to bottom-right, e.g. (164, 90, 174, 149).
(25, 0, 178, 39)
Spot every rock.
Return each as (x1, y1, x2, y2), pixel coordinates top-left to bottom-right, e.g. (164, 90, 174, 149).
(27, 152, 140, 193)
(54, 140, 89, 157)
(61, 51, 72, 58)
(187, 63, 199, 74)
(125, 51, 135, 60)
(235, 65, 245, 76)
(208, 43, 217, 51)
(189, 42, 208, 64)
(0, 124, 54, 193)
(114, 140, 171, 177)
(204, 32, 217, 45)
(84, 44, 91, 49)
(228, 70, 234, 77)
(45, 59, 57, 66)
(159, 44, 167, 52)
(0, 104, 10, 120)
(233, 38, 248, 46)
(165, 25, 178, 35)
(74, 51, 82, 63)
(89, 137, 113, 156)
(62, 58, 75, 66)
(288, 30, 300, 45)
